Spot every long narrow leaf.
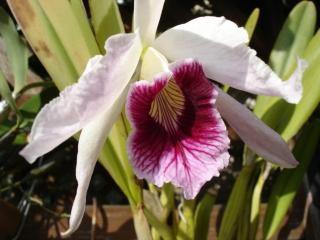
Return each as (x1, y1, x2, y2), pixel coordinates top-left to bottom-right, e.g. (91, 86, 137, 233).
(249, 163, 267, 240)
(8, 0, 140, 207)
(107, 113, 142, 203)
(38, 0, 99, 74)
(0, 68, 18, 114)
(276, 55, 320, 141)
(270, 2, 316, 78)
(89, 0, 124, 52)
(303, 29, 320, 64)
(0, 7, 28, 94)
(263, 120, 320, 239)
(177, 200, 195, 240)
(254, 1, 316, 117)
(88, 0, 139, 202)
(99, 138, 133, 199)
(259, 32, 320, 141)
(253, 6, 320, 142)
(194, 192, 216, 240)
(160, 183, 174, 221)
(69, 0, 101, 56)
(8, 0, 79, 90)
(245, 8, 260, 41)
(236, 162, 262, 240)
(218, 164, 255, 240)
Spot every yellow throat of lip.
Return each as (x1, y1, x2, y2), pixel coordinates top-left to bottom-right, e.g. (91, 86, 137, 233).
(149, 78, 185, 134)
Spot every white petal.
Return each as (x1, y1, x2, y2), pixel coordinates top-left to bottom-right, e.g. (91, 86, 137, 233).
(61, 87, 129, 237)
(133, 0, 165, 45)
(141, 47, 169, 80)
(157, 16, 249, 46)
(216, 89, 298, 168)
(20, 33, 142, 163)
(82, 55, 103, 75)
(153, 17, 306, 103)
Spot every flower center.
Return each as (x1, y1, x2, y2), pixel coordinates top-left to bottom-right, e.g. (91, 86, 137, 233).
(149, 78, 185, 134)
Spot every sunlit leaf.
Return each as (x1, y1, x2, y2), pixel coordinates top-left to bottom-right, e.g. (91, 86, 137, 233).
(8, 0, 79, 90)
(258, 35, 320, 141)
(303, 29, 320, 64)
(250, 3, 320, 142)
(8, 0, 144, 209)
(0, 68, 18, 114)
(248, 164, 266, 240)
(37, 0, 99, 74)
(218, 164, 255, 240)
(69, 0, 101, 56)
(194, 192, 216, 240)
(245, 8, 260, 41)
(0, 7, 28, 94)
(89, 0, 136, 201)
(270, 1, 316, 78)
(177, 200, 195, 239)
(160, 183, 174, 220)
(19, 85, 58, 117)
(107, 113, 130, 170)
(254, 1, 316, 117)
(263, 120, 320, 239)
(89, 0, 124, 53)
(236, 162, 262, 240)
(98, 138, 133, 198)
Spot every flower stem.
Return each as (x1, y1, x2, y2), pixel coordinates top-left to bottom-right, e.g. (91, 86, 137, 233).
(177, 199, 195, 240)
(160, 183, 174, 221)
(144, 206, 175, 240)
(131, 203, 153, 240)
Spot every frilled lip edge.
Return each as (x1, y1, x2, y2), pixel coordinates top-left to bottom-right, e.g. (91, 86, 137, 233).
(126, 59, 230, 199)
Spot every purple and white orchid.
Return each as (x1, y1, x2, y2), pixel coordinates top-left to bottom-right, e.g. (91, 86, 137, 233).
(20, 0, 307, 236)
(127, 59, 230, 199)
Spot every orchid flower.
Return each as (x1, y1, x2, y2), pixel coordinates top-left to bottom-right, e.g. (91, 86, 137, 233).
(19, 0, 307, 236)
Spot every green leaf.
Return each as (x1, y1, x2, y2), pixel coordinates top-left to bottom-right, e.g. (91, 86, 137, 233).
(245, 8, 260, 41)
(251, 2, 320, 142)
(68, 0, 101, 56)
(144, 207, 174, 240)
(5, 85, 58, 145)
(0, 7, 28, 94)
(8, 0, 79, 90)
(258, 32, 320, 141)
(177, 199, 195, 240)
(38, 0, 99, 74)
(254, 1, 316, 117)
(98, 138, 133, 200)
(194, 192, 216, 240)
(132, 207, 153, 240)
(0, 69, 19, 117)
(303, 29, 320, 64)
(236, 185, 252, 240)
(8, 0, 142, 214)
(263, 120, 320, 239)
(19, 85, 58, 116)
(236, 162, 263, 240)
(108, 114, 131, 172)
(143, 190, 164, 221)
(105, 114, 142, 204)
(248, 164, 267, 240)
(218, 164, 255, 240)
(89, 0, 124, 53)
(160, 183, 174, 221)
(270, 1, 316, 78)
(276, 55, 320, 141)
